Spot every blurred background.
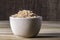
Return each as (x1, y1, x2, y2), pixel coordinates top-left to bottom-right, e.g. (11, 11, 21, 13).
(0, 0, 60, 21)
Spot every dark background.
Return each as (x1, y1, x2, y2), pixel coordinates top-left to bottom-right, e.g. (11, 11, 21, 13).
(0, 0, 60, 21)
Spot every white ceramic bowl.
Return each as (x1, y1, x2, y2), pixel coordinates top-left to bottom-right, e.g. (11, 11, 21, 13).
(9, 16, 42, 37)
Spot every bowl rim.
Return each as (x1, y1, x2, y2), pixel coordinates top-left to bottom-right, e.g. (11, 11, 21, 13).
(9, 16, 42, 19)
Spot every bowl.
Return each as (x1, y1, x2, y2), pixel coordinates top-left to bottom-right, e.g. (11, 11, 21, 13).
(9, 16, 42, 37)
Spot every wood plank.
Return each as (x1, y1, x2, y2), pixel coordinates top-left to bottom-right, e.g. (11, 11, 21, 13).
(47, 0, 57, 21)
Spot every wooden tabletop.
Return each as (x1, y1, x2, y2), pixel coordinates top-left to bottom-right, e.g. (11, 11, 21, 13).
(0, 28, 60, 40)
(0, 35, 60, 40)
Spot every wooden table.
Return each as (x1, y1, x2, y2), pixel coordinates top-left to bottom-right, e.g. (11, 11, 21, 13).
(0, 35, 60, 40)
(0, 28, 60, 40)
